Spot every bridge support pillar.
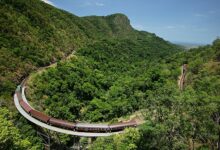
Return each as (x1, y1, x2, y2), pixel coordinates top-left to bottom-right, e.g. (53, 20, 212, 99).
(88, 137, 92, 144)
(37, 131, 51, 150)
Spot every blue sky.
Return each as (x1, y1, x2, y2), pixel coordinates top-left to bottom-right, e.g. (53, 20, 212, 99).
(42, 0, 220, 44)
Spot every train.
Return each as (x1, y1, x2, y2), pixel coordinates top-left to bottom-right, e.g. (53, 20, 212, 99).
(15, 85, 137, 133)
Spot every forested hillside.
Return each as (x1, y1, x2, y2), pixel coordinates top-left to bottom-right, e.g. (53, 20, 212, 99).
(0, 0, 182, 149)
(0, 0, 219, 149)
(89, 39, 220, 149)
(0, 0, 140, 101)
(27, 36, 220, 149)
(27, 38, 180, 122)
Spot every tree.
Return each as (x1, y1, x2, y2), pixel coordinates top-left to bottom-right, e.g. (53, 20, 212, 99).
(0, 108, 32, 149)
(89, 128, 140, 150)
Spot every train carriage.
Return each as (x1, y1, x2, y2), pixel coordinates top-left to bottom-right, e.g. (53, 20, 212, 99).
(30, 110, 51, 123)
(49, 118, 75, 130)
(109, 120, 137, 132)
(15, 84, 138, 133)
(75, 123, 110, 132)
(16, 92, 23, 102)
(20, 100, 32, 113)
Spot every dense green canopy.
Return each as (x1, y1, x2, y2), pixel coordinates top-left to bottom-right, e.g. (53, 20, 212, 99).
(0, 0, 219, 149)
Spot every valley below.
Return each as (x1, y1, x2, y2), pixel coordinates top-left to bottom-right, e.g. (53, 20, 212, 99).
(0, 0, 220, 149)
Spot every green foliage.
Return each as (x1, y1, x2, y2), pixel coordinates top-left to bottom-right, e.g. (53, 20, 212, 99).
(89, 128, 140, 150)
(28, 38, 180, 122)
(135, 39, 220, 149)
(1, 0, 219, 149)
(0, 0, 180, 147)
(0, 0, 143, 100)
(0, 107, 42, 149)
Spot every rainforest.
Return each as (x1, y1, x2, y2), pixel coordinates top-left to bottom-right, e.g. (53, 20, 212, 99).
(0, 0, 219, 149)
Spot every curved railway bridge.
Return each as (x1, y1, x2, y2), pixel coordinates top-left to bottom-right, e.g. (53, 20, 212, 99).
(14, 79, 137, 137)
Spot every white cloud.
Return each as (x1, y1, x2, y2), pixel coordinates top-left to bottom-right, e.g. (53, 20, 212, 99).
(41, 0, 55, 6)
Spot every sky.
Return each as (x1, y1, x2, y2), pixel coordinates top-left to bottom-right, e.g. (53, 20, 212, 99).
(42, 0, 220, 44)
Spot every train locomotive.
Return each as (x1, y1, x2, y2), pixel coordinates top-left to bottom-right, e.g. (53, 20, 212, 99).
(15, 85, 137, 133)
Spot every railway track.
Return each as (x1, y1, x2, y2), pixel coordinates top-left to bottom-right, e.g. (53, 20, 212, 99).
(179, 64, 187, 90)
(14, 92, 121, 137)
(14, 52, 137, 137)
(14, 83, 137, 137)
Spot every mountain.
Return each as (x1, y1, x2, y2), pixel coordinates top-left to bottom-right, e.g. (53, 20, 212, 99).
(89, 39, 220, 150)
(173, 41, 205, 49)
(1, 0, 220, 149)
(0, 0, 193, 149)
(26, 37, 181, 123)
(0, 0, 179, 101)
(83, 13, 135, 38)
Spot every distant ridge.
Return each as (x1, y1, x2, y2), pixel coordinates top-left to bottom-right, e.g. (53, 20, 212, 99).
(173, 41, 205, 49)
